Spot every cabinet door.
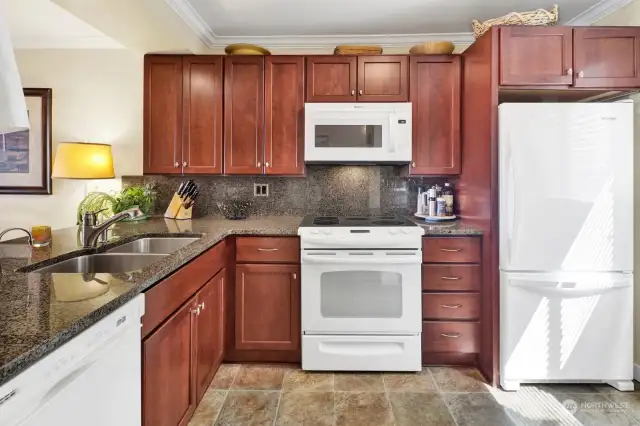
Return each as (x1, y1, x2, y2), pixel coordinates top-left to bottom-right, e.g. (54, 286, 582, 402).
(235, 264, 300, 351)
(224, 56, 264, 174)
(195, 269, 225, 402)
(357, 56, 408, 102)
(409, 56, 461, 175)
(144, 55, 183, 174)
(499, 27, 573, 86)
(265, 56, 305, 175)
(573, 28, 640, 88)
(306, 56, 357, 102)
(182, 56, 223, 174)
(143, 298, 197, 426)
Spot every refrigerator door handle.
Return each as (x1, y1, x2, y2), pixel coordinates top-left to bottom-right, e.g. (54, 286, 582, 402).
(511, 281, 630, 298)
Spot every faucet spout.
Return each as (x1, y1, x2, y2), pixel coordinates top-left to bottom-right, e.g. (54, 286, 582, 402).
(0, 228, 33, 245)
(81, 207, 143, 248)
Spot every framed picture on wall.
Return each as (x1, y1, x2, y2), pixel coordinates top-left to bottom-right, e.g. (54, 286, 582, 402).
(0, 88, 52, 195)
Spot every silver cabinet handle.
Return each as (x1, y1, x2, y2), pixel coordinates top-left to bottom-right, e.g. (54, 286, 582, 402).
(440, 248, 462, 252)
(257, 248, 279, 252)
(198, 302, 205, 311)
(441, 276, 462, 280)
(183, 162, 187, 167)
(566, 68, 573, 76)
(441, 304, 462, 309)
(359, 89, 363, 95)
(266, 162, 270, 167)
(293, 273, 297, 279)
(578, 71, 584, 78)
(174, 162, 179, 168)
(351, 89, 355, 96)
(191, 307, 200, 315)
(412, 162, 415, 167)
(257, 162, 262, 167)
(440, 333, 461, 338)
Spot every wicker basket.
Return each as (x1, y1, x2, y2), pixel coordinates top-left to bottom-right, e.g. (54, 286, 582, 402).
(472, 4, 558, 39)
(334, 45, 383, 55)
(409, 41, 455, 55)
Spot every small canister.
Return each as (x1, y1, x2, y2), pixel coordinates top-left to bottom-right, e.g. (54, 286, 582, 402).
(436, 197, 447, 217)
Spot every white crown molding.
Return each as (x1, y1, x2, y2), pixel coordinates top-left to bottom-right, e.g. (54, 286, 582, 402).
(564, 0, 635, 25)
(11, 36, 124, 49)
(164, 0, 474, 50)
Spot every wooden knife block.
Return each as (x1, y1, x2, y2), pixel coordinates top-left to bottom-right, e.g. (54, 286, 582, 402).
(163, 193, 193, 220)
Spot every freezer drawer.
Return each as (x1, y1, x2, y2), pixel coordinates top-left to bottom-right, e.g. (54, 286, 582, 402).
(500, 271, 633, 383)
(302, 335, 421, 372)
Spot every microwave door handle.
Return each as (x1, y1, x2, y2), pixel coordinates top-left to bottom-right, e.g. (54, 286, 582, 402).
(388, 114, 395, 153)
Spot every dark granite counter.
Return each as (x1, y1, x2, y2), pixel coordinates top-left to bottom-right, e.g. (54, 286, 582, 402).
(0, 214, 482, 386)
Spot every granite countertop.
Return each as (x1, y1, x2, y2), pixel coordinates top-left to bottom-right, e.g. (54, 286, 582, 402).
(0, 214, 482, 386)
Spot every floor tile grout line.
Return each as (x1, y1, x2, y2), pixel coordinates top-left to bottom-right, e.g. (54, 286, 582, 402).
(212, 365, 240, 425)
(381, 372, 396, 424)
(333, 372, 337, 426)
(428, 367, 460, 426)
(271, 368, 287, 426)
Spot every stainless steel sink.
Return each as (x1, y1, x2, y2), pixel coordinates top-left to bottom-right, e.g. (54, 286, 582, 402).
(106, 237, 200, 254)
(30, 253, 168, 273)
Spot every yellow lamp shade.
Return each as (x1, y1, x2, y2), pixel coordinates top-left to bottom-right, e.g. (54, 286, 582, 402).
(52, 142, 115, 179)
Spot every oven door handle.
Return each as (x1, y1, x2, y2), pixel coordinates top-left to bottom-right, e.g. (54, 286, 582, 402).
(302, 254, 421, 265)
(301, 238, 419, 247)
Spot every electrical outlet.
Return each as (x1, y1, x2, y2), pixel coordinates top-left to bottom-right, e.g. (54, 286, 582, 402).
(254, 183, 269, 197)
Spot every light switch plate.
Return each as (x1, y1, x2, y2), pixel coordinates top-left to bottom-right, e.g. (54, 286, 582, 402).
(254, 183, 269, 197)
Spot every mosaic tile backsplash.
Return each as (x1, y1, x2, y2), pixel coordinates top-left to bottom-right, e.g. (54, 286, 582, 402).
(123, 166, 457, 218)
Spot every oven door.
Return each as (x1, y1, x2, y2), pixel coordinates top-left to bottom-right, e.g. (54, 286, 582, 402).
(301, 250, 422, 334)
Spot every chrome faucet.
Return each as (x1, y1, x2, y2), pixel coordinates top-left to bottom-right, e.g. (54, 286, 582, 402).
(81, 207, 143, 248)
(0, 228, 33, 245)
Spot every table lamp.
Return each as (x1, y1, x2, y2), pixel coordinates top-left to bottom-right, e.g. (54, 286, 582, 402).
(51, 142, 115, 179)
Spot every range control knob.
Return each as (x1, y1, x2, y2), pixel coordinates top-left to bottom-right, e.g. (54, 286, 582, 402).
(401, 228, 412, 234)
(388, 228, 399, 235)
(310, 229, 319, 235)
(321, 229, 332, 235)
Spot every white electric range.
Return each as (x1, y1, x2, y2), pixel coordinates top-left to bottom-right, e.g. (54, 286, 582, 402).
(298, 214, 425, 371)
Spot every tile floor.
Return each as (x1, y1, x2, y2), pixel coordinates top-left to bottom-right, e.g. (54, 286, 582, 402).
(188, 364, 640, 426)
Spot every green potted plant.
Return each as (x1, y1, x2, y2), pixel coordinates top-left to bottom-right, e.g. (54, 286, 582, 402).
(77, 184, 156, 224)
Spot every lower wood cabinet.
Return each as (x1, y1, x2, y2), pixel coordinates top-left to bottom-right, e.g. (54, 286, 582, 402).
(235, 263, 300, 351)
(143, 268, 226, 426)
(143, 297, 197, 426)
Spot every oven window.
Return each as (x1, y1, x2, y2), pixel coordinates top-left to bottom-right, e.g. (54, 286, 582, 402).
(320, 271, 402, 318)
(315, 125, 383, 148)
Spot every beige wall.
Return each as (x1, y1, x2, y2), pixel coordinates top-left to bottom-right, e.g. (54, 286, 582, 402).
(594, 0, 640, 366)
(0, 49, 142, 233)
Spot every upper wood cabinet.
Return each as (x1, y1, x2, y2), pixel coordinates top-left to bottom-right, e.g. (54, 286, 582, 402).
(357, 56, 408, 101)
(573, 27, 640, 88)
(409, 56, 461, 175)
(144, 56, 183, 174)
(144, 55, 223, 175)
(224, 56, 265, 175)
(265, 56, 305, 175)
(306, 55, 408, 102)
(306, 56, 357, 102)
(235, 263, 300, 351)
(500, 27, 573, 86)
(194, 269, 225, 402)
(143, 297, 197, 426)
(182, 56, 224, 174)
(499, 26, 640, 88)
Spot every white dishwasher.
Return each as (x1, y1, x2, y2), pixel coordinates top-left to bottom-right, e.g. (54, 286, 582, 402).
(0, 295, 145, 426)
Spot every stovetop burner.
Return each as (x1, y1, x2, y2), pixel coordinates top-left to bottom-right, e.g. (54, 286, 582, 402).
(301, 214, 417, 227)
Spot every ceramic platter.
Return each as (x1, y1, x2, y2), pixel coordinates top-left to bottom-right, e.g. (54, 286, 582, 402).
(414, 213, 457, 222)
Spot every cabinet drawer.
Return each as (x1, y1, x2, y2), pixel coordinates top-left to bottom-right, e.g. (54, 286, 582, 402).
(422, 321, 479, 353)
(423, 237, 481, 263)
(236, 237, 300, 263)
(422, 293, 480, 320)
(422, 264, 481, 291)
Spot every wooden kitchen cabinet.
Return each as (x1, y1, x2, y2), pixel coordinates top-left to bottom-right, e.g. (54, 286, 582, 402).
(357, 56, 408, 101)
(573, 27, 640, 88)
(409, 56, 461, 175)
(194, 269, 225, 402)
(235, 263, 300, 351)
(144, 55, 224, 175)
(144, 55, 183, 174)
(499, 27, 573, 86)
(143, 297, 197, 426)
(224, 56, 265, 175)
(265, 56, 305, 175)
(306, 56, 357, 102)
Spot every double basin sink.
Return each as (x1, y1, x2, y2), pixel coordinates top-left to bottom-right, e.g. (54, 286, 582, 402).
(30, 237, 200, 274)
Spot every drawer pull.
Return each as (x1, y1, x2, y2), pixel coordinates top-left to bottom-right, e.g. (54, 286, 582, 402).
(440, 248, 462, 252)
(441, 304, 462, 309)
(440, 276, 462, 280)
(440, 332, 461, 338)
(257, 248, 279, 252)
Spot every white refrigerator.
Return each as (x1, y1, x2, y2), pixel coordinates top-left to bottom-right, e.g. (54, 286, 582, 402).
(499, 102, 635, 392)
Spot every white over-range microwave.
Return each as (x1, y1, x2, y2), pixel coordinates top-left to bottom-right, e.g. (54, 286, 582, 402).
(304, 103, 412, 163)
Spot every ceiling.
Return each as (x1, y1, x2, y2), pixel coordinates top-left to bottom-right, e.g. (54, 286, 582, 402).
(1, 0, 123, 49)
(169, 0, 633, 48)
